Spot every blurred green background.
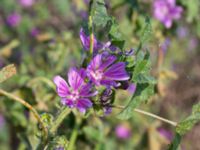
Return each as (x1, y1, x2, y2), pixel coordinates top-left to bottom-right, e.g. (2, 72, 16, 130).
(0, 0, 200, 149)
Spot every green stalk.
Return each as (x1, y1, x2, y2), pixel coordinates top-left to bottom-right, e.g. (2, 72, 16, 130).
(89, 0, 94, 56)
(67, 125, 79, 150)
(49, 107, 71, 135)
(89, 15, 94, 56)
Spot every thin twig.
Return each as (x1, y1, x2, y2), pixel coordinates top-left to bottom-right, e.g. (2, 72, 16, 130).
(112, 105, 177, 126)
(0, 89, 48, 144)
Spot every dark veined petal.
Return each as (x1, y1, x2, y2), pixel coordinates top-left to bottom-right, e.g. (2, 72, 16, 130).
(76, 98, 93, 113)
(104, 62, 130, 80)
(80, 28, 90, 50)
(53, 76, 70, 97)
(79, 68, 87, 79)
(68, 68, 85, 91)
(100, 79, 119, 87)
(79, 83, 98, 97)
(87, 54, 102, 70)
(61, 98, 75, 108)
(99, 55, 116, 70)
(80, 28, 101, 52)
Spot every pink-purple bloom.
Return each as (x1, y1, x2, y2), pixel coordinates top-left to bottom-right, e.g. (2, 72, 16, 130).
(128, 83, 136, 94)
(80, 28, 103, 52)
(86, 54, 130, 87)
(157, 127, 173, 141)
(153, 0, 183, 28)
(6, 13, 21, 27)
(19, 0, 34, 7)
(30, 28, 40, 37)
(115, 124, 131, 139)
(53, 68, 97, 113)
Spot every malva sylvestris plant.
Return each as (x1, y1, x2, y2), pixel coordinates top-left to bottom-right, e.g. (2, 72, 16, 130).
(0, 0, 200, 150)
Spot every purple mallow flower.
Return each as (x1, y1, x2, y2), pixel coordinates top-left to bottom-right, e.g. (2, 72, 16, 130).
(80, 28, 103, 52)
(153, 0, 183, 28)
(157, 127, 173, 141)
(53, 68, 97, 113)
(86, 54, 130, 87)
(79, 28, 118, 54)
(30, 28, 40, 37)
(19, 0, 34, 7)
(6, 13, 21, 27)
(115, 124, 131, 139)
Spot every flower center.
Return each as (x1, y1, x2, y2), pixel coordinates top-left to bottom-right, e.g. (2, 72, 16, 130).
(69, 91, 79, 101)
(92, 70, 103, 81)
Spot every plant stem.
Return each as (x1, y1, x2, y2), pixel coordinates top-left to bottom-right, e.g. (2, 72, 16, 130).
(89, 0, 94, 56)
(0, 89, 48, 145)
(49, 107, 71, 134)
(112, 105, 177, 126)
(67, 124, 79, 150)
(89, 15, 94, 56)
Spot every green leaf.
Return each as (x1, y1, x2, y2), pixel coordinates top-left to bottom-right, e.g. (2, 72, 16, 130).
(181, 0, 199, 22)
(176, 103, 200, 135)
(108, 18, 125, 49)
(132, 74, 157, 84)
(92, 0, 111, 27)
(135, 17, 152, 54)
(168, 133, 182, 150)
(140, 17, 152, 44)
(117, 83, 154, 120)
(131, 51, 156, 84)
(0, 64, 16, 83)
(83, 126, 104, 142)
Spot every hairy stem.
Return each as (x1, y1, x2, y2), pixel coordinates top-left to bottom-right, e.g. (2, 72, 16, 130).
(49, 107, 71, 134)
(112, 105, 177, 126)
(67, 124, 79, 150)
(0, 89, 48, 145)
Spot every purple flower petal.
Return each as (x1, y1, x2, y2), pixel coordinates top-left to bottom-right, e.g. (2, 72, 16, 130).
(99, 55, 117, 70)
(153, 0, 183, 28)
(87, 54, 129, 87)
(19, 0, 34, 7)
(76, 98, 93, 113)
(100, 80, 119, 87)
(61, 98, 75, 108)
(128, 83, 136, 94)
(115, 124, 131, 139)
(68, 68, 84, 91)
(104, 62, 130, 80)
(53, 76, 70, 97)
(7, 13, 21, 27)
(79, 83, 98, 97)
(80, 28, 103, 52)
